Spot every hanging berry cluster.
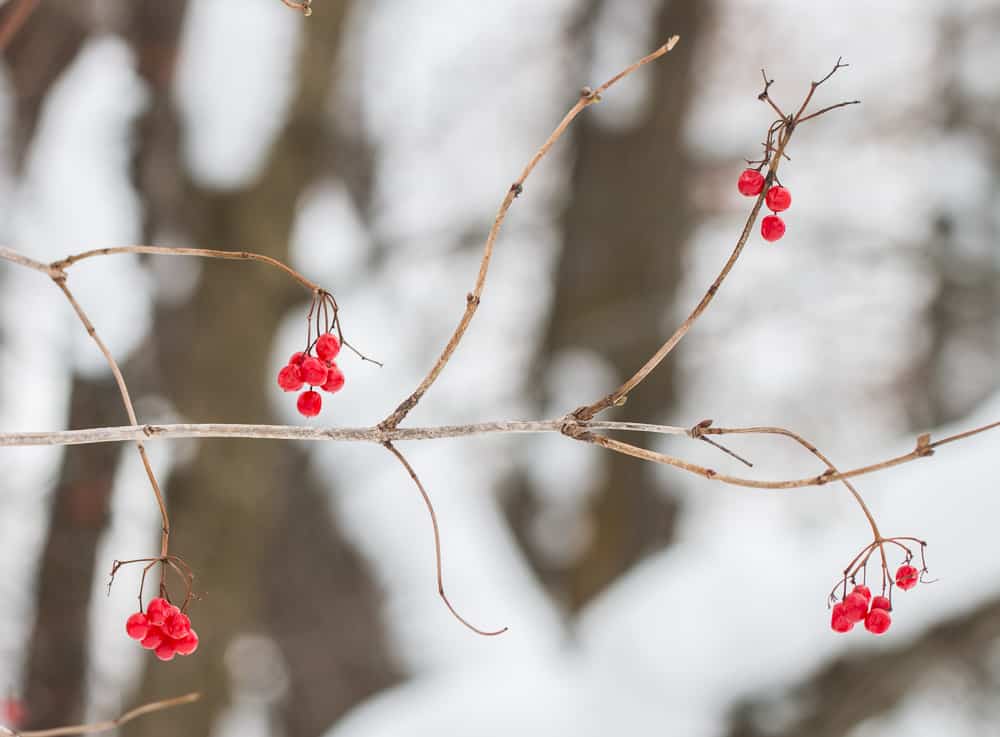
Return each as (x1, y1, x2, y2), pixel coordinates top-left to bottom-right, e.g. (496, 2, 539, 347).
(126, 597, 199, 661)
(737, 168, 792, 242)
(829, 537, 929, 636)
(277, 290, 350, 417)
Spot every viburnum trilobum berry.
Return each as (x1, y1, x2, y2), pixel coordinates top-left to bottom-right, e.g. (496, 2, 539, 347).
(764, 185, 792, 212)
(865, 607, 892, 635)
(737, 168, 765, 196)
(895, 564, 919, 591)
(297, 389, 323, 417)
(277, 331, 348, 418)
(126, 596, 198, 661)
(829, 537, 929, 637)
(760, 214, 786, 242)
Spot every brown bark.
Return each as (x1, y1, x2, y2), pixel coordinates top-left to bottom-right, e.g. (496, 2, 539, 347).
(21, 376, 121, 729)
(727, 596, 1000, 737)
(6, 3, 115, 729)
(506, 0, 710, 611)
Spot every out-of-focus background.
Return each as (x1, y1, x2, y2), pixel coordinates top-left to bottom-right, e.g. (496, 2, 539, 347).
(1, 0, 999, 735)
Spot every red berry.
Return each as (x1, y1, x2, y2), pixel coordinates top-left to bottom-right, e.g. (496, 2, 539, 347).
(321, 363, 345, 393)
(277, 364, 304, 392)
(842, 592, 869, 623)
(154, 640, 177, 661)
(864, 607, 891, 634)
(175, 629, 199, 656)
(146, 597, 171, 626)
(830, 602, 853, 633)
(316, 333, 341, 362)
(140, 627, 164, 650)
(851, 584, 872, 602)
(765, 185, 792, 212)
(761, 214, 786, 242)
(163, 612, 192, 640)
(737, 168, 765, 196)
(895, 564, 919, 590)
(289, 352, 307, 366)
(300, 357, 328, 385)
(297, 390, 322, 417)
(125, 612, 149, 640)
(871, 595, 891, 611)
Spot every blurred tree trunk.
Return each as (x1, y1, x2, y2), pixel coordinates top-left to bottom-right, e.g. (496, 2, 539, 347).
(506, 0, 709, 612)
(727, 595, 1000, 737)
(5, 4, 116, 730)
(122, 4, 396, 737)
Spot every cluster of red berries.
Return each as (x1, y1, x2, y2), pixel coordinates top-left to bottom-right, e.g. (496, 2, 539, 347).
(276, 332, 345, 417)
(830, 564, 920, 636)
(737, 169, 792, 242)
(125, 597, 199, 661)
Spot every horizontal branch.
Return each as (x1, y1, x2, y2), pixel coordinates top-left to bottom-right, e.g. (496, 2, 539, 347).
(0, 419, 689, 447)
(1, 417, 995, 493)
(4, 692, 199, 737)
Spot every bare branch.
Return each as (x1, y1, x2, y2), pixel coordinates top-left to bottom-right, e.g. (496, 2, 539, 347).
(50, 245, 320, 293)
(379, 35, 682, 430)
(382, 441, 508, 637)
(3, 692, 199, 737)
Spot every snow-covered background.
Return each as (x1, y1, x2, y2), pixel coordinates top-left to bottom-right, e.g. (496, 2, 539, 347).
(1, 0, 998, 736)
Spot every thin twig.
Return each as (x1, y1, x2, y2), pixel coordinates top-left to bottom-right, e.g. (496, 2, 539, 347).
(575, 58, 856, 420)
(3, 692, 199, 737)
(50, 276, 171, 558)
(382, 441, 508, 636)
(379, 35, 681, 430)
(50, 245, 320, 293)
(569, 418, 1000, 491)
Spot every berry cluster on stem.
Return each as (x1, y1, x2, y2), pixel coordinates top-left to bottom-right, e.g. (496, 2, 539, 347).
(277, 290, 352, 417)
(830, 537, 930, 636)
(126, 597, 199, 661)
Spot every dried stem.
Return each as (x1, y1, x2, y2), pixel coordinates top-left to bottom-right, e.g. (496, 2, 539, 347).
(2, 692, 199, 737)
(379, 36, 681, 430)
(279, 0, 313, 16)
(565, 418, 1000, 491)
(50, 245, 320, 293)
(575, 58, 856, 420)
(382, 441, 508, 636)
(50, 275, 171, 562)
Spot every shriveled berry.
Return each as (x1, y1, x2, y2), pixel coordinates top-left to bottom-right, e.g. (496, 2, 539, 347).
(163, 612, 191, 640)
(277, 364, 304, 392)
(830, 602, 853, 633)
(289, 352, 307, 366)
(865, 607, 891, 634)
(871, 595, 891, 611)
(126, 612, 149, 640)
(297, 390, 322, 417)
(895, 564, 919, 591)
(765, 185, 792, 212)
(140, 627, 164, 650)
(852, 584, 872, 602)
(175, 629, 199, 656)
(737, 169, 765, 196)
(316, 333, 341, 362)
(761, 215, 786, 242)
(154, 640, 177, 661)
(321, 363, 345, 393)
(300, 357, 328, 385)
(146, 597, 171, 626)
(843, 592, 869, 623)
